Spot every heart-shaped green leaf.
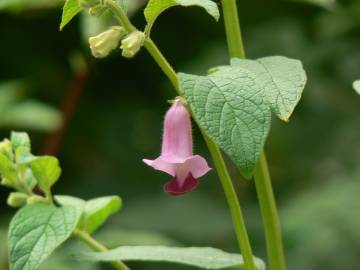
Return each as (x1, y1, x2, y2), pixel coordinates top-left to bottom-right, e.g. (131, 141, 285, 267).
(8, 203, 81, 270)
(179, 56, 306, 177)
(179, 68, 271, 178)
(77, 246, 265, 270)
(144, 0, 219, 34)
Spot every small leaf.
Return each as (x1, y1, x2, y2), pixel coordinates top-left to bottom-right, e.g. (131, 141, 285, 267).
(144, 0, 219, 34)
(10, 132, 35, 164)
(55, 195, 86, 210)
(77, 246, 265, 270)
(180, 56, 306, 177)
(0, 139, 14, 160)
(82, 196, 122, 233)
(30, 156, 61, 194)
(60, 0, 83, 30)
(24, 168, 37, 190)
(353, 80, 360, 95)
(11, 132, 30, 153)
(15, 148, 37, 164)
(56, 195, 122, 234)
(8, 203, 81, 270)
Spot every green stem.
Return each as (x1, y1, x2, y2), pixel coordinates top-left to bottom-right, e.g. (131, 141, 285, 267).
(203, 134, 256, 270)
(106, 2, 256, 270)
(143, 39, 179, 89)
(220, 1, 287, 269)
(254, 152, 286, 270)
(105, 0, 135, 32)
(73, 229, 130, 270)
(221, 0, 245, 59)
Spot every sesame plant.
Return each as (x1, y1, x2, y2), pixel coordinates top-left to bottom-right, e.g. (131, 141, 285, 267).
(1, 0, 309, 270)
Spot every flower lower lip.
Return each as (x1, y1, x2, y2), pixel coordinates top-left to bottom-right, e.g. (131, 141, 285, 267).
(164, 173, 199, 196)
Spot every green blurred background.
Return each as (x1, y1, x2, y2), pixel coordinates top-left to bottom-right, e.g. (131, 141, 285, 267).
(0, 0, 359, 269)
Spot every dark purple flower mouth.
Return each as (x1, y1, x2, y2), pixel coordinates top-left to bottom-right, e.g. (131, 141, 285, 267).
(164, 173, 199, 196)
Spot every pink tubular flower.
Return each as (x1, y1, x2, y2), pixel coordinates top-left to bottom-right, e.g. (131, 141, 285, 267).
(143, 99, 211, 196)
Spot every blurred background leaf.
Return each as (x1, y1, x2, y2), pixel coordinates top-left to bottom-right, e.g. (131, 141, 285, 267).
(290, 0, 337, 10)
(0, 81, 62, 131)
(282, 170, 360, 270)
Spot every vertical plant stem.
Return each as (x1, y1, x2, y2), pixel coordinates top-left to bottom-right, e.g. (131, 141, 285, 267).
(106, 2, 257, 269)
(254, 152, 286, 270)
(73, 229, 130, 270)
(143, 39, 179, 89)
(203, 134, 256, 270)
(220, 1, 287, 269)
(221, 0, 245, 58)
(105, 0, 135, 32)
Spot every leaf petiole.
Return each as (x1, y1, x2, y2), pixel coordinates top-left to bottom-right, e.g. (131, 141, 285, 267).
(73, 229, 130, 270)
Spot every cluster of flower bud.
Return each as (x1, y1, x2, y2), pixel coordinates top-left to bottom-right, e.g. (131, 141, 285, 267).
(89, 27, 145, 59)
(82, 0, 146, 59)
(120, 31, 145, 58)
(89, 26, 127, 58)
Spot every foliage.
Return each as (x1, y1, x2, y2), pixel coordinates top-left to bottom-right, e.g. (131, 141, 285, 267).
(0, 133, 123, 270)
(56, 195, 122, 234)
(60, 0, 82, 30)
(8, 203, 81, 270)
(78, 246, 265, 269)
(0, 0, 359, 270)
(180, 56, 306, 177)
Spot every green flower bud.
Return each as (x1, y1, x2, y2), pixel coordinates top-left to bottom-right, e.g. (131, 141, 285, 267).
(0, 139, 13, 160)
(78, 0, 99, 9)
(120, 31, 145, 58)
(7, 192, 28, 208)
(27, 195, 49, 205)
(89, 26, 127, 58)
